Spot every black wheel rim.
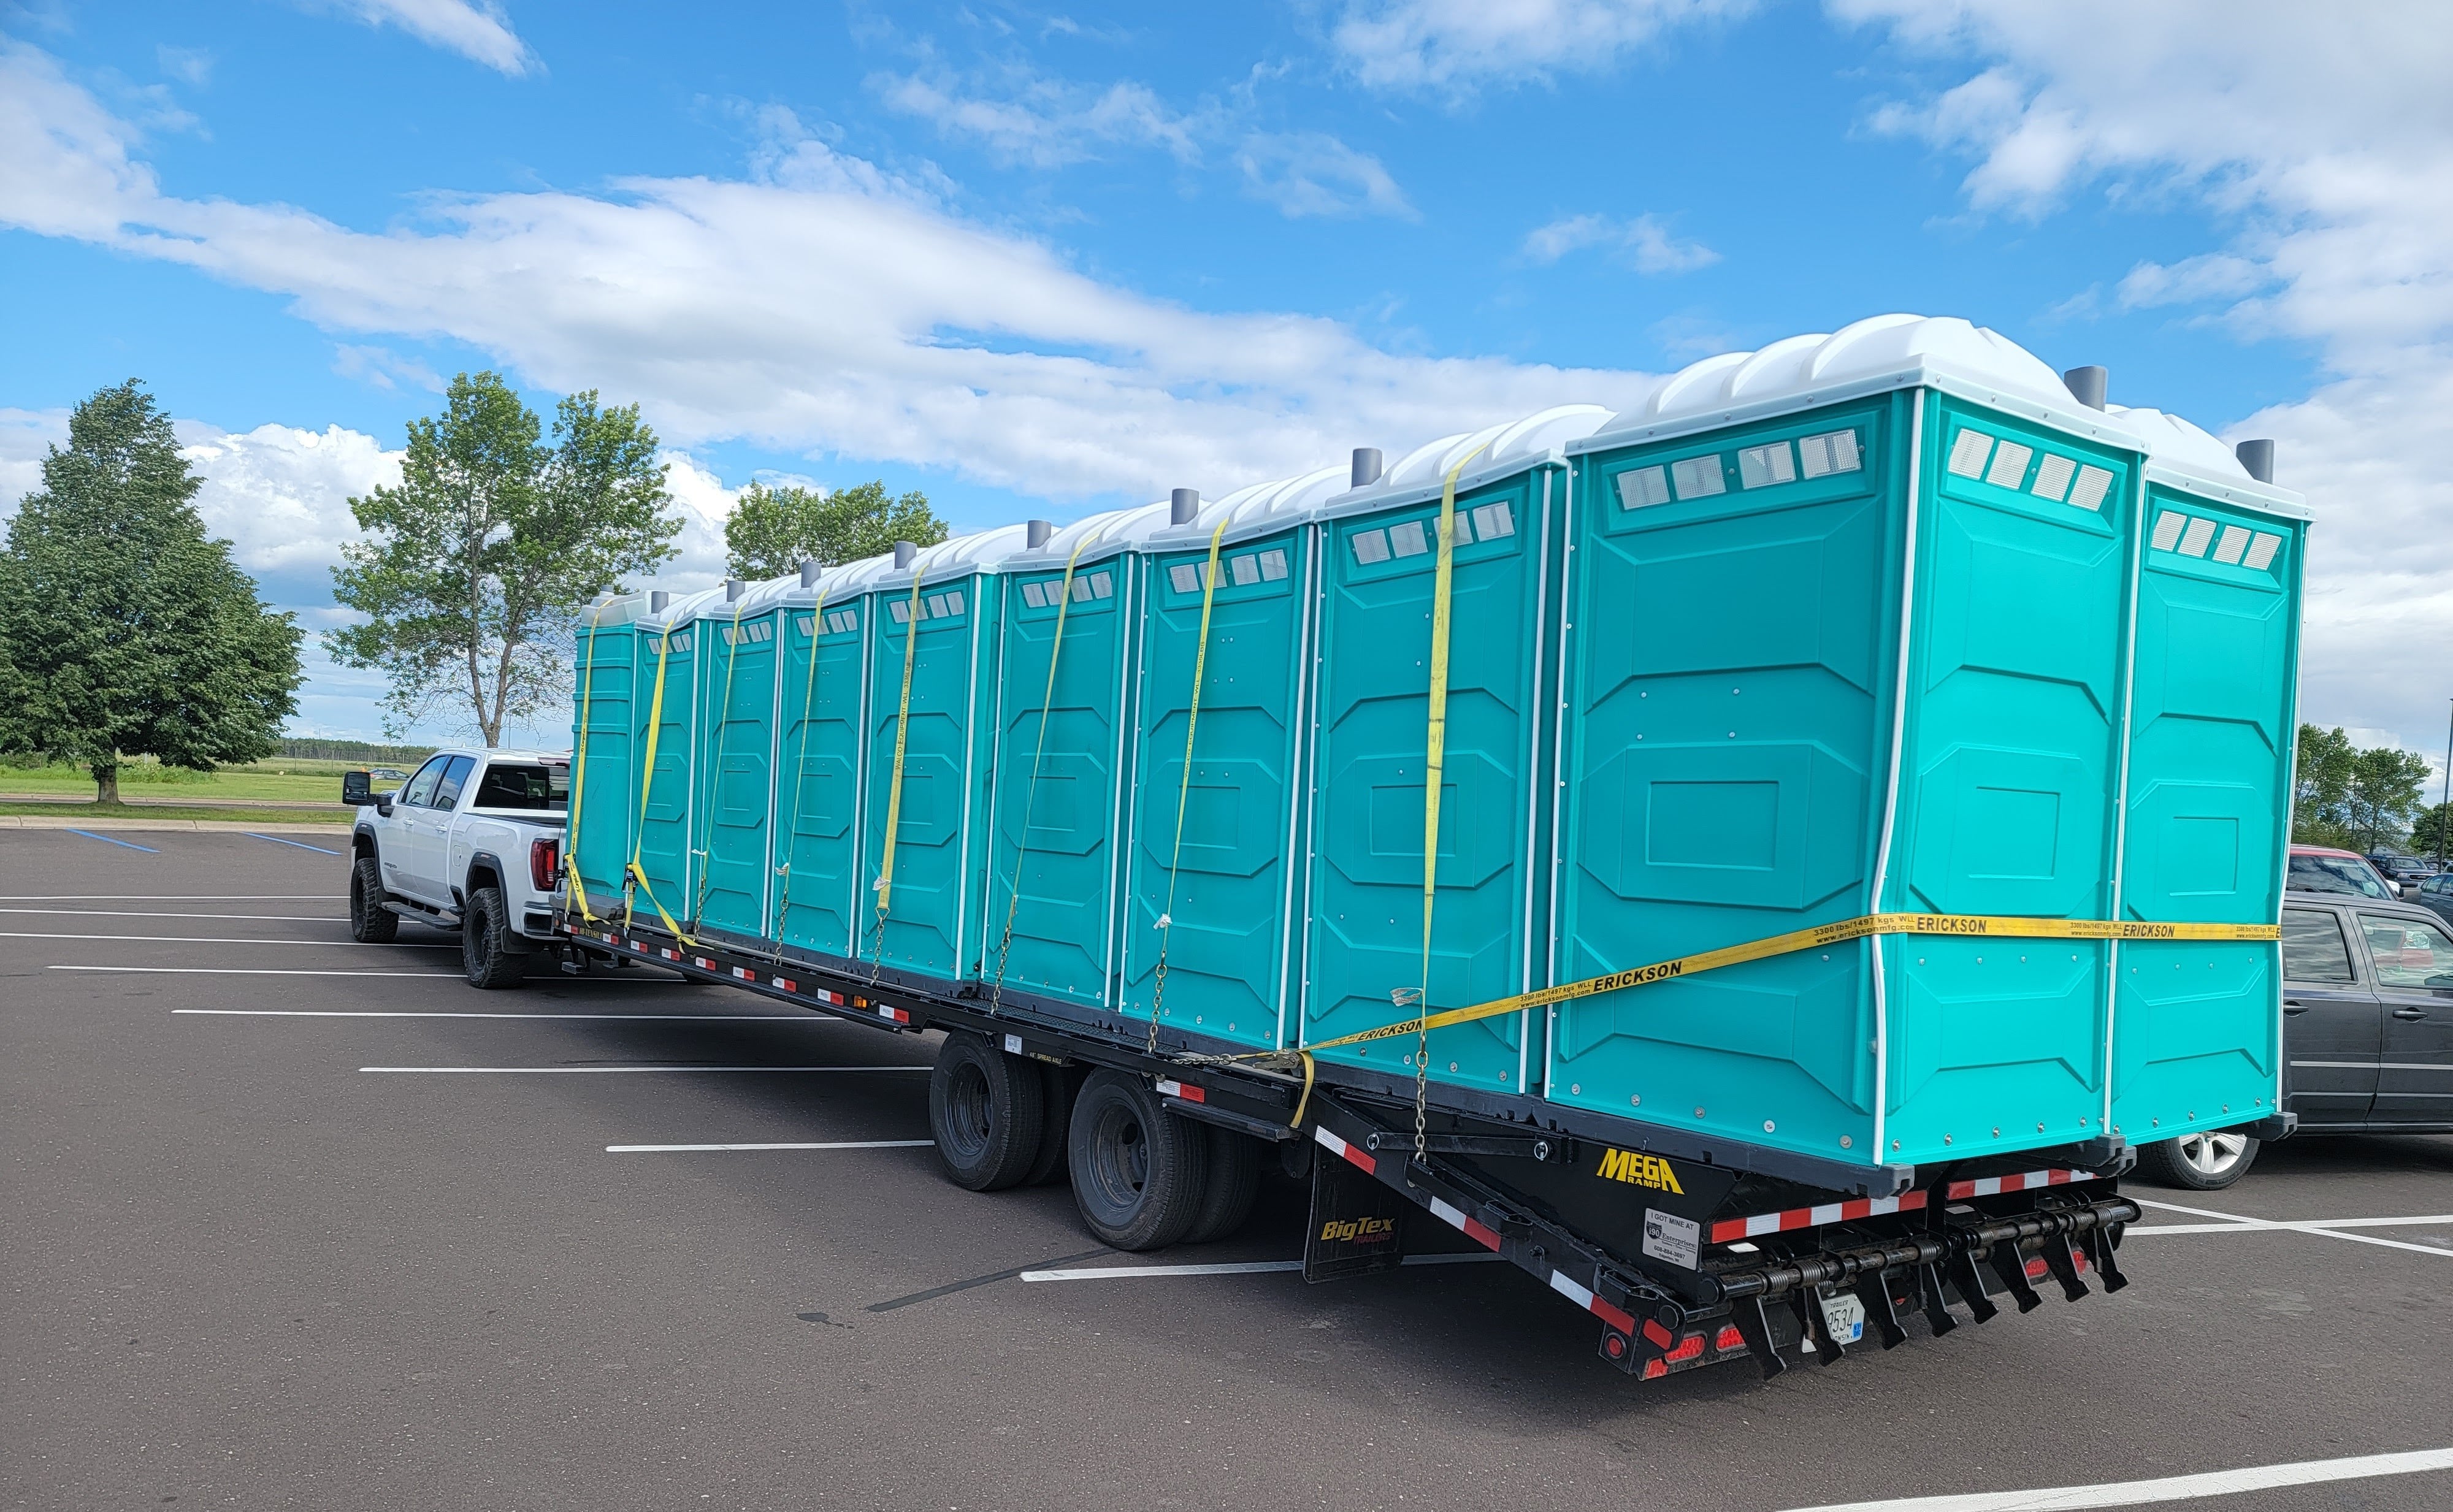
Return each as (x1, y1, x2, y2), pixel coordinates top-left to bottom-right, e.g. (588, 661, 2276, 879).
(943, 1061, 994, 1163)
(1085, 1100, 1149, 1217)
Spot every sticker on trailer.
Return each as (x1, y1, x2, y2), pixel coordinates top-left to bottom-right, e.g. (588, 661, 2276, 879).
(1815, 1291, 1866, 1346)
(1642, 1208, 1701, 1270)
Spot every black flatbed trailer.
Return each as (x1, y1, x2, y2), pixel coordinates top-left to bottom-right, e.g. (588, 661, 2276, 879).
(556, 912, 2146, 1380)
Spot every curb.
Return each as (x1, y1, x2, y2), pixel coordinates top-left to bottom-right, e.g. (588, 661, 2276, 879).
(0, 817, 354, 834)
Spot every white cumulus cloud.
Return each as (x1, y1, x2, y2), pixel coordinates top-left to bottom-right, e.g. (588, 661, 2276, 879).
(1333, 0, 1756, 91)
(311, 0, 537, 77)
(1521, 212, 1718, 273)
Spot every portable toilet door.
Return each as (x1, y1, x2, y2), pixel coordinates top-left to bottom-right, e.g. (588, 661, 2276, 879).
(771, 563, 875, 962)
(629, 591, 711, 934)
(1300, 408, 1607, 1093)
(857, 527, 1025, 983)
(690, 578, 785, 944)
(567, 592, 644, 915)
(1123, 472, 1342, 1052)
(979, 509, 1149, 1015)
(2107, 412, 2309, 1146)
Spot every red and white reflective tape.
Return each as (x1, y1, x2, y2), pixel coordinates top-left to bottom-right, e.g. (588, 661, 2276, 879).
(1709, 1189, 1930, 1245)
(772, 976, 797, 991)
(1946, 1167, 2096, 1200)
(1313, 1124, 1374, 1176)
(1154, 1079, 1206, 1104)
(1426, 1195, 1501, 1251)
(730, 966, 756, 982)
(874, 1004, 911, 1025)
(630, 940, 649, 953)
(813, 988, 848, 1006)
(659, 948, 683, 962)
(1547, 1269, 1637, 1335)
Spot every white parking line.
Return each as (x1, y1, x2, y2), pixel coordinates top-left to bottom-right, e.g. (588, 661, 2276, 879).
(52, 964, 463, 978)
(0, 907, 350, 921)
(174, 1009, 832, 1020)
(360, 1064, 930, 1074)
(6, 930, 455, 948)
(607, 1139, 936, 1152)
(1774, 1445, 2453, 1511)
(1022, 1253, 1503, 1283)
(0, 894, 341, 900)
(2133, 1197, 2453, 1257)
(2129, 1213, 2453, 1236)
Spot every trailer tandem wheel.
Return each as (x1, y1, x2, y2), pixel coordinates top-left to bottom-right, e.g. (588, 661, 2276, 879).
(1179, 1126, 1263, 1244)
(928, 1032, 1047, 1191)
(1067, 1070, 1210, 1250)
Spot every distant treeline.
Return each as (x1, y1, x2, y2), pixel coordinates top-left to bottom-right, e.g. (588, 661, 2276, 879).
(276, 738, 438, 764)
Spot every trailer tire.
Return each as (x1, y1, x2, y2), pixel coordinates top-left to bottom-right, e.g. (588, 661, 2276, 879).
(928, 1033, 1047, 1192)
(349, 854, 397, 944)
(1179, 1128, 1263, 1244)
(1068, 1071, 1209, 1251)
(460, 887, 529, 989)
(2133, 1129, 2258, 1190)
(1025, 1062, 1077, 1186)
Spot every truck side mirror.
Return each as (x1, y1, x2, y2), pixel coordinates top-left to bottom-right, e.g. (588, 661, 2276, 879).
(342, 770, 373, 805)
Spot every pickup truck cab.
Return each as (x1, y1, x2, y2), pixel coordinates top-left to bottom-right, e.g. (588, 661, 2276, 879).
(342, 748, 571, 987)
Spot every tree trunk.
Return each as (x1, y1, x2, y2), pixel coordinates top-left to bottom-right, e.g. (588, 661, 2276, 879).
(93, 762, 120, 804)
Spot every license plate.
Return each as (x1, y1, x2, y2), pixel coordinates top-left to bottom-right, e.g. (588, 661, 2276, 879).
(1815, 1290, 1866, 1346)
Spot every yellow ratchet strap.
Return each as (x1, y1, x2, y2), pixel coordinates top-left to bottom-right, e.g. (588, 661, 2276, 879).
(992, 535, 1093, 1001)
(562, 607, 601, 922)
(1147, 520, 1230, 1035)
(1413, 443, 1491, 1016)
(1292, 912, 2284, 1059)
(692, 595, 749, 925)
(626, 622, 695, 947)
(873, 567, 928, 923)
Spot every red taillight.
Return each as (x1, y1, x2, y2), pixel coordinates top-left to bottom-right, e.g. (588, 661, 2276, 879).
(530, 838, 559, 891)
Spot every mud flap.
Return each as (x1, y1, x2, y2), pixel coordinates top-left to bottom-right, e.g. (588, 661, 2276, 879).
(1303, 1147, 1410, 1283)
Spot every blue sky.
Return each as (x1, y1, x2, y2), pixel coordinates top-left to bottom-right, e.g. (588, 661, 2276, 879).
(1, 1, 2446, 768)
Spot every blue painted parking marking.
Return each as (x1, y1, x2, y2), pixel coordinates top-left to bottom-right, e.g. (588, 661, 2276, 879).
(244, 833, 342, 856)
(66, 830, 158, 853)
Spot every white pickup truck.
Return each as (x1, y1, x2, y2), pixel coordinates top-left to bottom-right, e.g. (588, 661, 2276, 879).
(342, 747, 572, 987)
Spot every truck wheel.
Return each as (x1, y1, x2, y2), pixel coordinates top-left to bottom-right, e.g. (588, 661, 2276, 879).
(2135, 1130, 2258, 1190)
(1180, 1128, 1263, 1244)
(460, 887, 529, 989)
(1068, 1071, 1209, 1251)
(349, 855, 397, 944)
(928, 1033, 1046, 1191)
(1025, 1061, 1077, 1186)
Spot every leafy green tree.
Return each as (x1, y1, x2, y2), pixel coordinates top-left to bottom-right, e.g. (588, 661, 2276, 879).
(2344, 745, 2431, 855)
(327, 372, 679, 746)
(724, 479, 947, 579)
(0, 381, 302, 801)
(2412, 801, 2453, 863)
(2292, 724, 2356, 846)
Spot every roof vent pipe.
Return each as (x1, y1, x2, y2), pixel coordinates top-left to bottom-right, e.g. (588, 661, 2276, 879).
(2062, 365, 2108, 411)
(649, 590, 670, 614)
(1026, 519, 1054, 549)
(2235, 438, 2276, 484)
(1171, 488, 1200, 526)
(799, 560, 820, 588)
(894, 540, 917, 570)
(1351, 447, 1383, 488)
(725, 577, 745, 601)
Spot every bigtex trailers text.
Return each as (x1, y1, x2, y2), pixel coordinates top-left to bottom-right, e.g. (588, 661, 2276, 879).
(556, 315, 2308, 1380)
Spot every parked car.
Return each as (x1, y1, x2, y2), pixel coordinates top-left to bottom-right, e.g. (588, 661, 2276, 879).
(2135, 893, 2453, 1188)
(2412, 871, 2453, 928)
(2382, 855, 2439, 885)
(2288, 844, 2400, 899)
(342, 749, 572, 986)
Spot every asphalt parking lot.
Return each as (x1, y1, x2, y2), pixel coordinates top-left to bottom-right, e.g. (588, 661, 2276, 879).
(4, 829, 2449, 1512)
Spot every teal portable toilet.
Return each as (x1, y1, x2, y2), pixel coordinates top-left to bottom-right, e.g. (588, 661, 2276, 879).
(847, 527, 1027, 983)
(1553, 315, 2151, 1166)
(689, 575, 787, 944)
(1123, 472, 1343, 1051)
(629, 587, 716, 934)
(567, 591, 646, 917)
(771, 560, 875, 963)
(2105, 408, 2308, 1147)
(1299, 408, 1611, 1092)
(981, 504, 1165, 1014)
